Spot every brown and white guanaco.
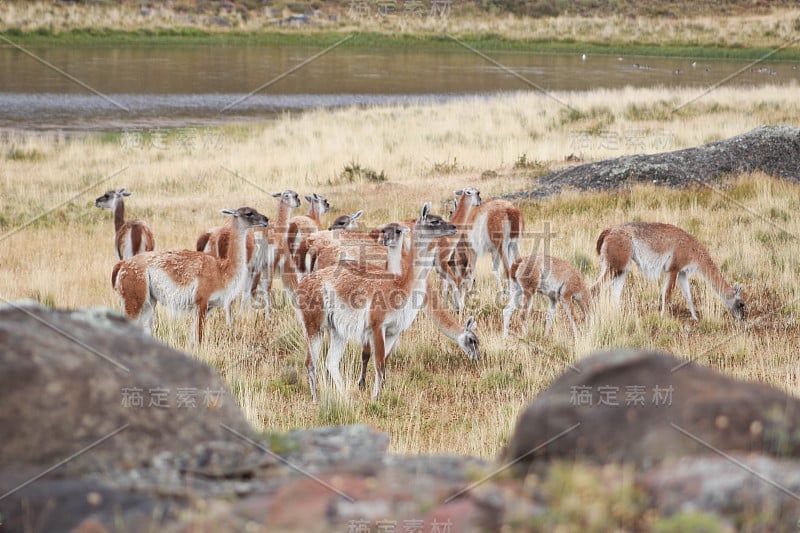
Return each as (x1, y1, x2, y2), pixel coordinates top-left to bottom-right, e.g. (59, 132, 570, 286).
(294, 203, 459, 400)
(591, 222, 745, 320)
(503, 254, 590, 338)
(95, 188, 155, 260)
(113, 207, 269, 344)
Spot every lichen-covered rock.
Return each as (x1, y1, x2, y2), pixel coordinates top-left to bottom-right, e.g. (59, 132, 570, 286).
(502, 349, 800, 472)
(639, 454, 800, 524)
(505, 125, 800, 200)
(281, 424, 390, 475)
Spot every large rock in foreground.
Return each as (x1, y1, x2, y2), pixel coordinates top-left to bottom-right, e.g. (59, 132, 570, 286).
(4, 303, 800, 531)
(505, 124, 800, 200)
(0, 301, 254, 472)
(503, 349, 800, 472)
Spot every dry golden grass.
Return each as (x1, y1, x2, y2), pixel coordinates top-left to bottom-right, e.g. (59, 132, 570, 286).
(2, 85, 799, 458)
(1, 1, 799, 50)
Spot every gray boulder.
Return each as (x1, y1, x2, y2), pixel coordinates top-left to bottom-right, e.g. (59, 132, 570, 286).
(502, 349, 800, 472)
(0, 301, 254, 473)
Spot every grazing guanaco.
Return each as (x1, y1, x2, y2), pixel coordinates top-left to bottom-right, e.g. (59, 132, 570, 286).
(290, 219, 480, 389)
(95, 188, 155, 260)
(112, 207, 269, 344)
(503, 254, 590, 338)
(353, 223, 481, 389)
(591, 222, 745, 320)
(294, 203, 457, 400)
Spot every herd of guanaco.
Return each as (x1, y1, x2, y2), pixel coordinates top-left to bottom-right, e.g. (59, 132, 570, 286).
(96, 186, 745, 400)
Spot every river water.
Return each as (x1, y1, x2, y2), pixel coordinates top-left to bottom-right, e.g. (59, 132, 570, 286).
(1, 44, 797, 131)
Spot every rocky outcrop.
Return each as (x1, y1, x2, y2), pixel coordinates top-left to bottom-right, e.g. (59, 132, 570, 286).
(505, 125, 800, 200)
(3, 304, 800, 531)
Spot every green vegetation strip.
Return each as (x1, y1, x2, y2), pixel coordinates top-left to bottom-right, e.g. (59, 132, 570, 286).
(2, 29, 799, 60)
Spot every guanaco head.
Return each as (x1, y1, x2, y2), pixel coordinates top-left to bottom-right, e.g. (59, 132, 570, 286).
(272, 190, 301, 208)
(95, 187, 131, 209)
(454, 187, 482, 208)
(305, 193, 331, 215)
(458, 316, 480, 361)
(414, 202, 457, 241)
(377, 222, 410, 248)
(726, 282, 745, 320)
(221, 207, 269, 229)
(328, 210, 363, 230)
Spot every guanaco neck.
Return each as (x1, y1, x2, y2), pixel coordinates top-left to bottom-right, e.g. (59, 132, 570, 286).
(445, 197, 475, 255)
(698, 251, 735, 299)
(424, 279, 463, 341)
(308, 202, 322, 226)
(386, 236, 407, 274)
(400, 231, 438, 291)
(220, 217, 248, 282)
(451, 196, 474, 225)
(275, 200, 294, 233)
(113, 198, 125, 233)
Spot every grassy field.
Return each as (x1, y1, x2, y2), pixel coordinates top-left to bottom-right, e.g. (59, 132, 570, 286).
(2, 2, 800, 58)
(2, 85, 799, 458)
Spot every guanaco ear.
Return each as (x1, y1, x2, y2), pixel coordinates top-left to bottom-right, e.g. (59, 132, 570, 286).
(454, 189, 463, 196)
(118, 188, 131, 196)
(733, 282, 743, 296)
(272, 192, 281, 198)
(220, 209, 237, 217)
(466, 316, 477, 332)
(304, 195, 313, 203)
(312, 192, 322, 200)
(351, 210, 364, 221)
(420, 202, 431, 221)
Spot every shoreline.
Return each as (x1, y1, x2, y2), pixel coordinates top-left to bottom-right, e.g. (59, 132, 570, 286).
(2, 29, 800, 61)
(2, 84, 798, 136)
